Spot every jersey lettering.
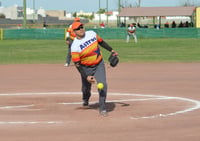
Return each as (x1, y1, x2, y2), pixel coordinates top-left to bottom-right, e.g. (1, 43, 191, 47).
(80, 37, 97, 50)
(71, 31, 103, 66)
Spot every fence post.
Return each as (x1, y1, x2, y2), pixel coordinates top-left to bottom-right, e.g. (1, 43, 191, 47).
(0, 28, 3, 40)
(64, 28, 67, 40)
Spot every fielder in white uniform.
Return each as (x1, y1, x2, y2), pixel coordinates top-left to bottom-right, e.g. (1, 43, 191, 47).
(126, 23, 138, 43)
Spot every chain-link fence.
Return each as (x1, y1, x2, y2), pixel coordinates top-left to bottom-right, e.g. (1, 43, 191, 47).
(1, 27, 200, 40)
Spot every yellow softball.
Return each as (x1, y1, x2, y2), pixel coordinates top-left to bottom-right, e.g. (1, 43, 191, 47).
(97, 83, 104, 90)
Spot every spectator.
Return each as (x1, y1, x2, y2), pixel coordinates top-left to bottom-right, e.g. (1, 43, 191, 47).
(137, 23, 141, 28)
(184, 21, 189, 27)
(120, 22, 126, 27)
(178, 21, 184, 28)
(171, 21, 176, 28)
(43, 22, 47, 29)
(164, 22, 169, 28)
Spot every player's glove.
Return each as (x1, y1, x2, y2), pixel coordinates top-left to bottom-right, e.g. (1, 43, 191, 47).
(108, 52, 119, 67)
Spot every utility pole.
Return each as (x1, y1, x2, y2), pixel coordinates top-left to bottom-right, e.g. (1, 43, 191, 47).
(33, 0, 35, 23)
(106, 0, 108, 25)
(137, 0, 141, 24)
(138, 0, 141, 7)
(117, 0, 121, 27)
(23, 0, 27, 28)
(99, 0, 101, 24)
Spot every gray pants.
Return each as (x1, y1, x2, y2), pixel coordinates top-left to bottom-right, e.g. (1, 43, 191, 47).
(126, 33, 138, 43)
(66, 40, 73, 64)
(81, 60, 107, 111)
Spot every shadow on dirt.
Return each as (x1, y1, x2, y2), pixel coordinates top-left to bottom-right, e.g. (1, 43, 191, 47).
(88, 102, 130, 112)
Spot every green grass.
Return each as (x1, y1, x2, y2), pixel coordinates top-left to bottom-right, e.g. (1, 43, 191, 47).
(106, 38, 200, 63)
(0, 38, 200, 64)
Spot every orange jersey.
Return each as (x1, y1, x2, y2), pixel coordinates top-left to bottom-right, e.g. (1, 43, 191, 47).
(71, 31, 103, 66)
(66, 25, 76, 40)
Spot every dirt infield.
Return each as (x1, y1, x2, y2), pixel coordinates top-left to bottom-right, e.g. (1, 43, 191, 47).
(0, 63, 200, 141)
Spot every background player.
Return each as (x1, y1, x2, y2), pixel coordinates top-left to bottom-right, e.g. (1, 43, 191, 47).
(64, 17, 80, 67)
(126, 23, 138, 43)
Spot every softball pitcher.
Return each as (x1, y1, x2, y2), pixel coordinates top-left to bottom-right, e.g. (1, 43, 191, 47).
(70, 22, 118, 116)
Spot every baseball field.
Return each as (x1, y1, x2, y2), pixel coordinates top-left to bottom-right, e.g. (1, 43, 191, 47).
(0, 38, 200, 141)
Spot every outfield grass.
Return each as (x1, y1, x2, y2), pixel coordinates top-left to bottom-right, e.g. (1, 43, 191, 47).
(0, 38, 200, 64)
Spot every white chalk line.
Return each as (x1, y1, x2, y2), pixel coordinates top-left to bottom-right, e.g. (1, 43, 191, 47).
(0, 92, 200, 124)
(0, 104, 33, 109)
(0, 121, 63, 125)
(0, 103, 42, 111)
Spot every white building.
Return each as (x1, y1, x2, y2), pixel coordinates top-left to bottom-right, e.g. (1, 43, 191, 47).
(0, 5, 120, 23)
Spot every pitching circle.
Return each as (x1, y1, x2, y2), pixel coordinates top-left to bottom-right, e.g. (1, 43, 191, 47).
(0, 92, 200, 124)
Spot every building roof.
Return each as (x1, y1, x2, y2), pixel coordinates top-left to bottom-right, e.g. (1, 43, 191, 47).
(118, 6, 196, 17)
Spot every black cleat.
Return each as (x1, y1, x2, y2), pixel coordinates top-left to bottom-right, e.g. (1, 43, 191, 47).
(83, 100, 89, 107)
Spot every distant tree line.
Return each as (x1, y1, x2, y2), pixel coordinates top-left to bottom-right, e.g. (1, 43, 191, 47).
(119, 0, 200, 7)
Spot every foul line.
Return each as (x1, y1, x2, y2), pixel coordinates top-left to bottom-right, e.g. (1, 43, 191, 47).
(0, 92, 200, 124)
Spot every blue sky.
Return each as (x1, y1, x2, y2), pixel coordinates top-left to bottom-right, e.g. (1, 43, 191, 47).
(0, 0, 199, 12)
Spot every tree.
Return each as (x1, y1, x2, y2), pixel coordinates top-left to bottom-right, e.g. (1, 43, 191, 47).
(137, 0, 141, 7)
(73, 12, 77, 18)
(180, 0, 200, 6)
(97, 8, 106, 14)
(78, 14, 95, 20)
(120, 0, 142, 8)
(0, 13, 6, 19)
